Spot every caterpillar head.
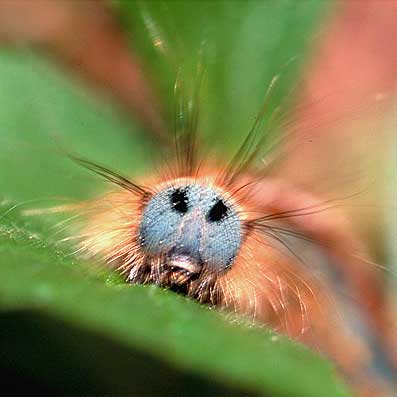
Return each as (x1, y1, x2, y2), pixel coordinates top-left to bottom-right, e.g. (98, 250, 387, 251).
(139, 181, 241, 282)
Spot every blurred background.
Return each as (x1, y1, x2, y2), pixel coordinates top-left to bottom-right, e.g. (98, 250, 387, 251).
(0, 1, 396, 396)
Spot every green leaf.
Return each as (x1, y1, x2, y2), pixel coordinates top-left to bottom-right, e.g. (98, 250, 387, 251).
(0, 202, 349, 397)
(0, 2, 350, 396)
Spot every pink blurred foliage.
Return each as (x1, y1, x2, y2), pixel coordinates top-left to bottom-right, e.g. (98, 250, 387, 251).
(281, 1, 397, 199)
(280, 0, 397, 373)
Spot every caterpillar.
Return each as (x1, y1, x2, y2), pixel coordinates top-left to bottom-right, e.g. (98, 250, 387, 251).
(62, 77, 392, 396)
(27, 2, 395, 395)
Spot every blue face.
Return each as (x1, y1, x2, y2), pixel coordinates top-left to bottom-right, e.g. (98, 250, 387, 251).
(139, 183, 242, 274)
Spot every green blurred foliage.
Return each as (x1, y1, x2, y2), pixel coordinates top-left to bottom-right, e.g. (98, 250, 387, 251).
(114, 0, 327, 153)
(0, 51, 152, 202)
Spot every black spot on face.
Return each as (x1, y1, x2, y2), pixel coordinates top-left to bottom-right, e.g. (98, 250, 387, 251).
(170, 188, 188, 213)
(208, 199, 228, 222)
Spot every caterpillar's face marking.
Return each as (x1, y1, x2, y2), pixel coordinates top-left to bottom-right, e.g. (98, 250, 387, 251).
(139, 182, 242, 278)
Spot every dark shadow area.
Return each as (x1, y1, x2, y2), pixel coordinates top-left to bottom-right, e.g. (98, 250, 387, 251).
(0, 310, 259, 397)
